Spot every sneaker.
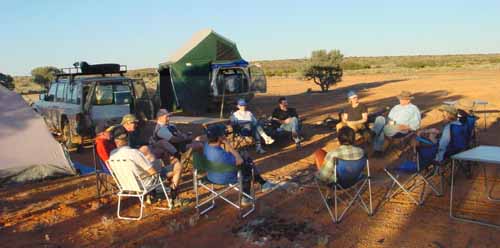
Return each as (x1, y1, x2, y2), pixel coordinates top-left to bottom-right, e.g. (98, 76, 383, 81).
(261, 181, 278, 193)
(241, 197, 253, 207)
(256, 146, 266, 154)
(264, 137, 275, 145)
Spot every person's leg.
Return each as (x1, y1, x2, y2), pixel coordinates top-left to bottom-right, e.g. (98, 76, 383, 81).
(314, 148, 327, 170)
(372, 117, 388, 151)
(255, 124, 274, 144)
(169, 156, 183, 190)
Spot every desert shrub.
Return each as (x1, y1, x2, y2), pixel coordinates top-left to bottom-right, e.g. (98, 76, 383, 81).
(31, 66, 61, 89)
(302, 49, 343, 92)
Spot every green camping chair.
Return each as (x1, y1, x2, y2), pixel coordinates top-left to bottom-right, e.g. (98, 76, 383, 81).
(192, 152, 255, 218)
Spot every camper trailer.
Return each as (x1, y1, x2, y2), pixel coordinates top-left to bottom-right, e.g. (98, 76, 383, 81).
(157, 29, 267, 114)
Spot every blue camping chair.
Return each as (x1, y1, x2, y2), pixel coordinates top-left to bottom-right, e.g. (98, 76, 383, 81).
(385, 123, 469, 205)
(316, 157, 373, 223)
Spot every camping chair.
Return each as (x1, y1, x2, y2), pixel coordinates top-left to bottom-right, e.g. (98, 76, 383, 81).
(92, 143, 116, 198)
(385, 131, 417, 159)
(384, 143, 443, 205)
(229, 120, 255, 150)
(107, 159, 172, 221)
(315, 157, 373, 223)
(192, 152, 256, 218)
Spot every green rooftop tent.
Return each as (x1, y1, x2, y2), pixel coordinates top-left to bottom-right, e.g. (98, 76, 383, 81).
(157, 29, 266, 114)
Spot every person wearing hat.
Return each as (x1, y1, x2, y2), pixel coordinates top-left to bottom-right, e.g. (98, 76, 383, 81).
(108, 114, 141, 148)
(109, 133, 171, 203)
(336, 90, 369, 134)
(230, 99, 275, 154)
(372, 91, 421, 153)
(150, 108, 192, 158)
(193, 124, 277, 205)
(94, 122, 116, 163)
(414, 105, 463, 163)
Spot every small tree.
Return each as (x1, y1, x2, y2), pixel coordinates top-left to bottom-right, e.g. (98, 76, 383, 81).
(302, 49, 343, 92)
(31, 66, 61, 89)
(0, 73, 14, 90)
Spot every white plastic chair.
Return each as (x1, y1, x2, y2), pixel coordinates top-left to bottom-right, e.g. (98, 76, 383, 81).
(108, 159, 172, 220)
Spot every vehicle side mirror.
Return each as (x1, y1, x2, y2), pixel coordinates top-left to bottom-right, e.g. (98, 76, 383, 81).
(40, 93, 46, 101)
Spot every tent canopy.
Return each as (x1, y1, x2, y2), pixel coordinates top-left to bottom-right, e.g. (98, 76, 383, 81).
(0, 86, 75, 185)
(158, 29, 246, 113)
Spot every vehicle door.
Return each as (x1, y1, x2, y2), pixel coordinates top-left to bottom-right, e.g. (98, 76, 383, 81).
(248, 65, 267, 93)
(35, 82, 58, 129)
(131, 79, 154, 119)
(88, 81, 132, 125)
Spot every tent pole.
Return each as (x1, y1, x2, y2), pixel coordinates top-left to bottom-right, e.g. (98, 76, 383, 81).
(219, 78, 226, 119)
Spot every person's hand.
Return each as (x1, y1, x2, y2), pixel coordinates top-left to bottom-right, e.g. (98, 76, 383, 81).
(397, 124, 410, 131)
(283, 118, 291, 125)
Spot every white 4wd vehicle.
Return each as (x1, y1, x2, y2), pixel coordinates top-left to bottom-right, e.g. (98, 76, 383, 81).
(33, 62, 153, 148)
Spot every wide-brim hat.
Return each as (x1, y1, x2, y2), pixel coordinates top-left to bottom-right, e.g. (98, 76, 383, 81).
(455, 99, 475, 112)
(439, 104, 458, 115)
(397, 91, 414, 100)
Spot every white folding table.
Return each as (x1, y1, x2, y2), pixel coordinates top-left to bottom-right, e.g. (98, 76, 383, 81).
(450, 145, 500, 228)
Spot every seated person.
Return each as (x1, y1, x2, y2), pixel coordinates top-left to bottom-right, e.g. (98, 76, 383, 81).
(150, 109, 192, 159)
(372, 91, 421, 153)
(192, 125, 277, 205)
(109, 114, 142, 149)
(336, 90, 370, 141)
(414, 105, 463, 163)
(271, 97, 303, 149)
(314, 126, 365, 184)
(110, 133, 182, 203)
(94, 122, 116, 164)
(230, 99, 275, 154)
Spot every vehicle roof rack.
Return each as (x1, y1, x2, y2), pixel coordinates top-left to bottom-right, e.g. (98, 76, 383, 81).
(56, 62, 127, 80)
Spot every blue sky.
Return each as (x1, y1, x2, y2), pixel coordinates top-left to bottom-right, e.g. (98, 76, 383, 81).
(1, 0, 499, 75)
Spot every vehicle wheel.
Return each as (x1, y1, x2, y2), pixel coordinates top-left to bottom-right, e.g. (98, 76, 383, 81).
(61, 120, 74, 149)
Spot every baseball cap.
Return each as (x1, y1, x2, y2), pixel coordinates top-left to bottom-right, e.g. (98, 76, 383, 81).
(121, 114, 138, 125)
(205, 124, 226, 140)
(157, 108, 173, 118)
(237, 99, 247, 106)
(347, 90, 357, 99)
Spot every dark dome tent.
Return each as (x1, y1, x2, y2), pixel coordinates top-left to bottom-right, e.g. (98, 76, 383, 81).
(0, 85, 75, 185)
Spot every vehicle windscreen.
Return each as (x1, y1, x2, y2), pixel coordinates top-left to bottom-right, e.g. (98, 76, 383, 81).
(93, 83, 131, 105)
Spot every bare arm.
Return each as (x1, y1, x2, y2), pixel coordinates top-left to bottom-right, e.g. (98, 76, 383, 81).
(221, 137, 243, 166)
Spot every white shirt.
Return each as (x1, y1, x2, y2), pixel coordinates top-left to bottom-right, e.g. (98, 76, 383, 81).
(231, 110, 257, 124)
(388, 103, 421, 131)
(109, 146, 153, 180)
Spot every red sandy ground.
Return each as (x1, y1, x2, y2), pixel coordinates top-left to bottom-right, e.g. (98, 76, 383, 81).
(1, 69, 500, 248)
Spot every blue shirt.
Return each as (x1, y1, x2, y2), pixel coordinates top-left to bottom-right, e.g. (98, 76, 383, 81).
(388, 103, 421, 131)
(204, 143, 237, 184)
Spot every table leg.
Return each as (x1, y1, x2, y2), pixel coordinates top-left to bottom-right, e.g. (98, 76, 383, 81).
(449, 160, 500, 228)
(483, 166, 500, 201)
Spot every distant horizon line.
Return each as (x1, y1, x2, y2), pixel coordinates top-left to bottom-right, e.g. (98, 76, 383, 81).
(9, 52, 500, 77)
